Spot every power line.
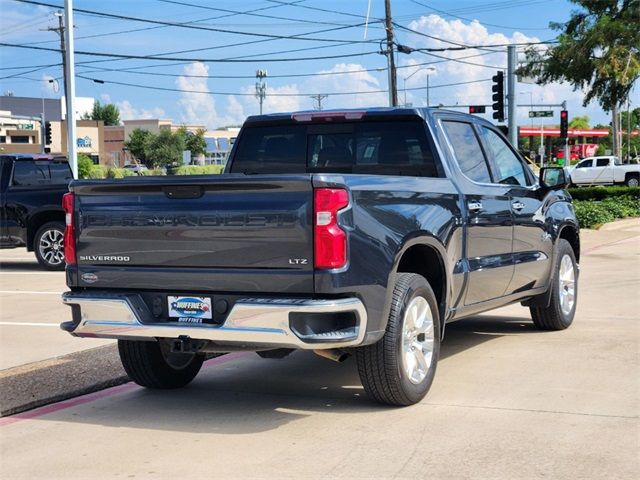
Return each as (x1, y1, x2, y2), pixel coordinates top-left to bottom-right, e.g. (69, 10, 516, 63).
(394, 23, 557, 51)
(0, 62, 62, 71)
(23, 0, 310, 45)
(12, 0, 378, 44)
(410, 49, 506, 69)
(155, 0, 354, 27)
(0, 41, 380, 63)
(76, 74, 491, 97)
(409, 0, 549, 30)
(266, 0, 371, 20)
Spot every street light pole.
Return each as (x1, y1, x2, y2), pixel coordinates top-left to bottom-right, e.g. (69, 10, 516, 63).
(64, 0, 77, 178)
(402, 66, 436, 107)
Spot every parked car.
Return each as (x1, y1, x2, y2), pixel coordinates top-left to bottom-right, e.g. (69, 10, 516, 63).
(0, 154, 72, 270)
(60, 108, 580, 406)
(569, 155, 640, 187)
(123, 163, 148, 174)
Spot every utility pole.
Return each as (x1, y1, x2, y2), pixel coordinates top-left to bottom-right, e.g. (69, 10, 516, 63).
(507, 45, 517, 147)
(310, 94, 328, 111)
(64, 0, 78, 178)
(384, 0, 398, 107)
(255, 69, 267, 115)
(47, 11, 67, 105)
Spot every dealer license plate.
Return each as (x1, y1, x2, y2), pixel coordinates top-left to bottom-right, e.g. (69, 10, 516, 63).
(168, 296, 213, 323)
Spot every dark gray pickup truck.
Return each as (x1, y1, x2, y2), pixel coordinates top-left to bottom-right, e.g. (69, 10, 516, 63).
(60, 108, 579, 406)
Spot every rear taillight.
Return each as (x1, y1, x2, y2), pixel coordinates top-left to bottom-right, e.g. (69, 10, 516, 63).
(314, 188, 349, 269)
(62, 192, 76, 265)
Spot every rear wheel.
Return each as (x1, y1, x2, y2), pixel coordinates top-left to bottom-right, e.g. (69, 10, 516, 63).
(118, 339, 204, 389)
(530, 239, 578, 330)
(625, 175, 639, 187)
(356, 273, 440, 406)
(34, 222, 65, 271)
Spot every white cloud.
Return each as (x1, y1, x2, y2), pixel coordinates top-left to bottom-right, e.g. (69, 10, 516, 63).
(301, 63, 387, 110)
(40, 74, 60, 95)
(117, 100, 165, 120)
(176, 62, 261, 128)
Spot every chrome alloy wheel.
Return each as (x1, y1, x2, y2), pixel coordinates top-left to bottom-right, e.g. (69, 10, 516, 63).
(38, 228, 64, 266)
(401, 296, 435, 385)
(558, 254, 576, 316)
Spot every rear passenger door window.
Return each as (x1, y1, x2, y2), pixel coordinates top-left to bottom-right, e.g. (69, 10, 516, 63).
(441, 121, 492, 183)
(12, 161, 48, 186)
(479, 127, 531, 186)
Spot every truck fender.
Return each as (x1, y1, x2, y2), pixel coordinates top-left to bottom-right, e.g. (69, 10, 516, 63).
(380, 233, 450, 340)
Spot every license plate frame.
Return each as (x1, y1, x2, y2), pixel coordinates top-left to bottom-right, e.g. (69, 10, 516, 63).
(168, 295, 213, 322)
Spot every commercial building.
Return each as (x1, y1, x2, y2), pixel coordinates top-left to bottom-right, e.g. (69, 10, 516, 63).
(0, 110, 43, 154)
(49, 119, 105, 164)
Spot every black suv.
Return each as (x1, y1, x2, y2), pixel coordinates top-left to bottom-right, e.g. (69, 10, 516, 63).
(1, 154, 72, 270)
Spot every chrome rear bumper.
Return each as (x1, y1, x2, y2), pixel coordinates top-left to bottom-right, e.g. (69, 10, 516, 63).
(61, 293, 367, 350)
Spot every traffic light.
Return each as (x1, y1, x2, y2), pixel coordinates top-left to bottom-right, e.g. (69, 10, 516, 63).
(491, 71, 505, 122)
(45, 121, 52, 145)
(469, 105, 486, 114)
(560, 110, 568, 138)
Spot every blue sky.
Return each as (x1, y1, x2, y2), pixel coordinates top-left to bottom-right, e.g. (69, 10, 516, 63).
(1, 0, 637, 128)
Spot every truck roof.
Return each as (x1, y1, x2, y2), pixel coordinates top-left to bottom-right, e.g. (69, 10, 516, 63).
(243, 106, 493, 128)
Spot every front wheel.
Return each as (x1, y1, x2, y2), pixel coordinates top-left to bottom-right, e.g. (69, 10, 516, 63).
(530, 239, 578, 330)
(118, 340, 204, 389)
(34, 222, 65, 271)
(356, 273, 440, 406)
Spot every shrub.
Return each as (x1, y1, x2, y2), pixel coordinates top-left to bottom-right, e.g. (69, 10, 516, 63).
(139, 168, 165, 176)
(172, 165, 225, 175)
(77, 154, 95, 179)
(568, 186, 640, 201)
(105, 168, 135, 179)
(573, 195, 640, 229)
(573, 201, 615, 229)
(86, 165, 107, 179)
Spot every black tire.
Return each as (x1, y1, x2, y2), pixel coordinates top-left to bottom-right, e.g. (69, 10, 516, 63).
(355, 273, 441, 406)
(33, 222, 66, 271)
(625, 175, 639, 187)
(530, 239, 578, 330)
(118, 340, 204, 389)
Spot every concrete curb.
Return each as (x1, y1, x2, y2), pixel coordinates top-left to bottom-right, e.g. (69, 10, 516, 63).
(0, 344, 129, 417)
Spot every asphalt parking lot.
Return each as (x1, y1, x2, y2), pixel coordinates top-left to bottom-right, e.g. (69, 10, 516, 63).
(0, 219, 638, 479)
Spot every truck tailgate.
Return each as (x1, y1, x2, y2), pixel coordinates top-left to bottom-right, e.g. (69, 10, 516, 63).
(71, 175, 314, 293)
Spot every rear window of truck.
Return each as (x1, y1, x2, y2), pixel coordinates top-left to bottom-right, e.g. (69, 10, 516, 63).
(12, 160, 72, 186)
(230, 120, 440, 177)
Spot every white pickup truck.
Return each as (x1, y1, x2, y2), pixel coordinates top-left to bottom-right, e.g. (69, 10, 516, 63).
(569, 156, 640, 187)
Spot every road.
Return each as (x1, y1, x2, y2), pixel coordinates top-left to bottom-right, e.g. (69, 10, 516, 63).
(0, 220, 638, 479)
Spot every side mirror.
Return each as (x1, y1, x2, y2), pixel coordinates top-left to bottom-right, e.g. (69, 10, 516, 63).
(540, 167, 568, 190)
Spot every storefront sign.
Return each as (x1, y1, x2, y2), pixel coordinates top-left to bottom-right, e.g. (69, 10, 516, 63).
(77, 136, 92, 148)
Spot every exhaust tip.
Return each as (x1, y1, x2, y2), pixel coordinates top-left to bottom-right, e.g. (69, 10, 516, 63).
(314, 349, 351, 363)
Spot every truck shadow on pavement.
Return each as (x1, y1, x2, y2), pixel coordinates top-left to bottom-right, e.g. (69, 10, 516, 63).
(0, 260, 45, 271)
(38, 314, 538, 434)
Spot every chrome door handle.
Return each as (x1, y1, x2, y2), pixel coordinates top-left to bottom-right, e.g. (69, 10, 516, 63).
(512, 201, 525, 211)
(468, 201, 483, 213)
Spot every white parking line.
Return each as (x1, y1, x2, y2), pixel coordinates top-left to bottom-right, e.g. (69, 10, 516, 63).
(0, 322, 61, 327)
(0, 272, 62, 275)
(0, 291, 63, 295)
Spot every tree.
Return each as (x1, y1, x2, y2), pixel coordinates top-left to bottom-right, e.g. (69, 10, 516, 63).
(83, 101, 121, 126)
(568, 115, 590, 130)
(124, 128, 153, 165)
(180, 127, 207, 159)
(145, 128, 185, 168)
(517, 0, 640, 157)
